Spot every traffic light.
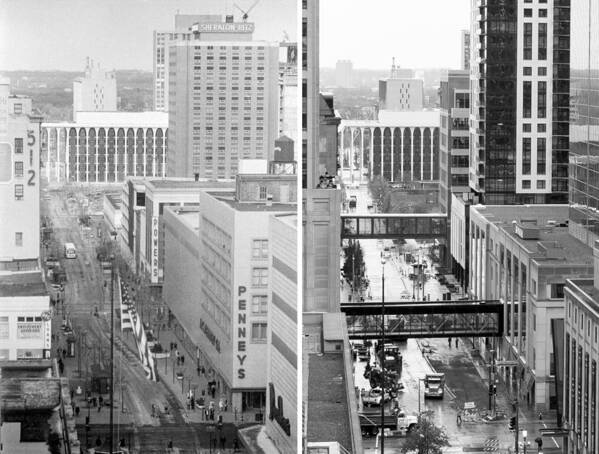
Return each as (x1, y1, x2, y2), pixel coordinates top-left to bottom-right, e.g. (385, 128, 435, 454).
(509, 416, 516, 430)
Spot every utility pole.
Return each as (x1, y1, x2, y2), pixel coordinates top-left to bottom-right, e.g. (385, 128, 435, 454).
(497, 360, 520, 454)
(380, 259, 386, 453)
(109, 254, 115, 453)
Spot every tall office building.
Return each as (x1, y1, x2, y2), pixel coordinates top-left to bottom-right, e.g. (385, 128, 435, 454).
(469, 0, 569, 204)
(0, 79, 51, 362)
(0, 79, 42, 267)
(569, 0, 599, 249)
(167, 16, 279, 179)
(379, 61, 424, 112)
(439, 70, 470, 214)
(335, 59, 353, 88)
(153, 14, 221, 112)
(461, 29, 471, 71)
(72, 58, 117, 121)
(279, 43, 298, 155)
(302, 1, 362, 452)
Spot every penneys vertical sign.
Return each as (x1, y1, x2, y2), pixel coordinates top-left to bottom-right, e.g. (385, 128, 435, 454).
(151, 216, 159, 283)
(237, 285, 248, 379)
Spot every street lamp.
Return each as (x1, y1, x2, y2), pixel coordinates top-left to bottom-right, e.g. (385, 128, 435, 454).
(380, 257, 386, 454)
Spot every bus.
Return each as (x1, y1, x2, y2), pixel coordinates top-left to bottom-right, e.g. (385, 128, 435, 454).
(64, 242, 77, 259)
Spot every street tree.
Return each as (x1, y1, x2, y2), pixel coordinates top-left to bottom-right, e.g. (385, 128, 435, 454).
(400, 412, 449, 454)
(368, 175, 390, 209)
(342, 240, 369, 293)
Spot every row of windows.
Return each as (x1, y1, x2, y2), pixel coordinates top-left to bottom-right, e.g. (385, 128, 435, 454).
(521, 179, 546, 189)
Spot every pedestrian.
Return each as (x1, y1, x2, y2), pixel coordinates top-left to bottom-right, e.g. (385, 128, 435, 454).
(220, 435, 226, 449)
(75, 406, 80, 417)
(455, 338, 459, 348)
(448, 337, 452, 348)
(62, 348, 67, 358)
(224, 399, 228, 412)
(219, 398, 224, 412)
(457, 412, 462, 426)
(99, 396, 104, 407)
(70, 388, 74, 400)
(58, 359, 64, 375)
(151, 403, 156, 418)
(233, 438, 240, 452)
(181, 355, 185, 365)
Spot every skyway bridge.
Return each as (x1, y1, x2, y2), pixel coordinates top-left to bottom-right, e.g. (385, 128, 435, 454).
(341, 213, 447, 241)
(341, 299, 504, 340)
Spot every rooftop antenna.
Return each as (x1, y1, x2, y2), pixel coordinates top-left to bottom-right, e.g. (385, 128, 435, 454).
(234, 0, 261, 21)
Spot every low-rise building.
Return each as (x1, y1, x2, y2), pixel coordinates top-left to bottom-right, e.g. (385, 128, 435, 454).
(120, 177, 234, 282)
(468, 204, 593, 411)
(163, 174, 296, 413)
(0, 271, 51, 361)
(41, 111, 168, 184)
(563, 240, 599, 454)
(265, 213, 297, 452)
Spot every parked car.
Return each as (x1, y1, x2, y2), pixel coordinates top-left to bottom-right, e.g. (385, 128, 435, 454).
(362, 387, 391, 407)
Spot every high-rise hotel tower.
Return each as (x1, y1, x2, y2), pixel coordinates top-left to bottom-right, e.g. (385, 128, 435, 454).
(167, 16, 279, 179)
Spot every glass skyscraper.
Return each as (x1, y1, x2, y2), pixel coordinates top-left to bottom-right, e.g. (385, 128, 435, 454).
(569, 0, 599, 247)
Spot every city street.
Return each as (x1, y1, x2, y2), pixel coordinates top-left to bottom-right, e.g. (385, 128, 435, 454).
(343, 181, 558, 453)
(41, 185, 246, 452)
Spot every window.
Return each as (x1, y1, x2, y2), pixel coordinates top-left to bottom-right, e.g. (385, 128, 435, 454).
(13, 103, 22, 114)
(15, 232, 23, 246)
(0, 317, 8, 339)
(522, 180, 531, 189)
(251, 239, 268, 259)
(523, 23, 533, 59)
(252, 268, 268, 287)
(14, 161, 23, 177)
(14, 184, 24, 200)
(537, 180, 546, 189)
(551, 283, 565, 299)
(539, 9, 547, 17)
(259, 185, 267, 200)
(538, 81, 547, 118)
(523, 123, 531, 132)
(251, 295, 268, 314)
(538, 123, 546, 132)
(524, 67, 532, 76)
(523, 138, 531, 174)
(538, 67, 547, 76)
(524, 8, 532, 17)
(251, 322, 267, 342)
(537, 138, 546, 174)
(14, 138, 23, 154)
(523, 81, 532, 118)
(538, 23, 547, 60)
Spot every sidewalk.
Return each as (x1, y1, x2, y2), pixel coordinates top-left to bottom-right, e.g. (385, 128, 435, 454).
(117, 274, 263, 426)
(417, 337, 558, 425)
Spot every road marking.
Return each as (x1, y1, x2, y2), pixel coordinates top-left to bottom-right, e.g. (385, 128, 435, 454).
(542, 421, 559, 448)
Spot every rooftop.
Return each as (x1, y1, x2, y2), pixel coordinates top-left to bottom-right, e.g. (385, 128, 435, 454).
(307, 353, 353, 450)
(340, 109, 440, 128)
(147, 178, 235, 191)
(42, 111, 168, 128)
(0, 271, 48, 297)
(274, 213, 297, 228)
(104, 192, 121, 209)
(212, 193, 296, 212)
(567, 279, 599, 314)
(166, 206, 201, 232)
(472, 205, 592, 264)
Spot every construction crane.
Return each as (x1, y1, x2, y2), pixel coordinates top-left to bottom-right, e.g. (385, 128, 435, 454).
(234, 0, 261, 22)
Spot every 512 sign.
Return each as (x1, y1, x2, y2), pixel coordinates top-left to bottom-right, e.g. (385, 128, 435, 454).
(26, 129, 36, 186)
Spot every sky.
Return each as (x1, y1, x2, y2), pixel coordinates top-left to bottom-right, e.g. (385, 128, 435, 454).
(0, 0, 297, 71)
(320, 0, 470, 70)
